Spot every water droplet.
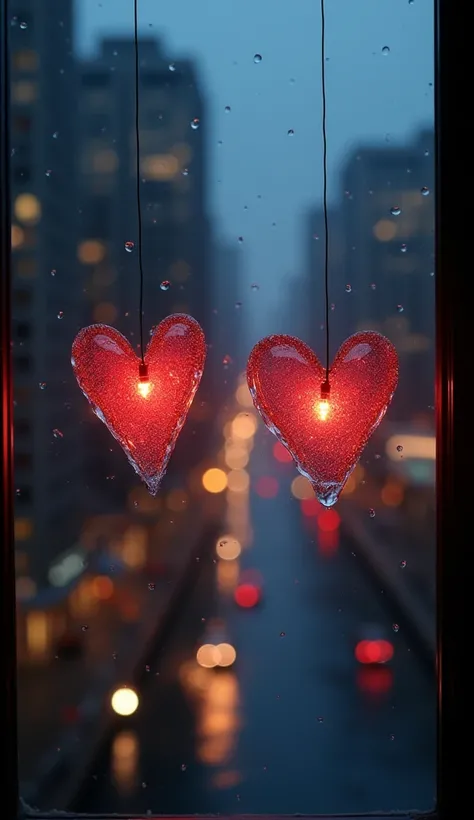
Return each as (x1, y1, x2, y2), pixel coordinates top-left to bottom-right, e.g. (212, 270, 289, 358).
(389, 733, 395, 741)
(421, 186, 430, 196)
(397, 304, 404, 313)
(224, 105, 231, 114)
(51, 269, 56, 277)
(253, 53, 262, 63)
(52, 428, 63, 439)
(168, 62, 176, 72)
(382, 46, 390, 55)
(396, 444, 403, 452)
(251, 283, 259, 291)
(19, 20, 28, 29)
(39, 382, 46, 390)
(124, 240, 134, 252)
(112, 651, 118, 660)
(400, 244, 407, 253)
(190, 117, 200, 131)
(429, 271, 435, 277)
(370, 283, 376, 290)
(45, 169, 52, 177)
(345, 284, 352, 293)
(330, 303, 335, 311)
(81, 625, 89, 632)
(180, 764, 187, 771)
(369, 508, 376, 518)
(374, 453, 381, 460)
(238, 236, 244, 243)
(317, 716, 324, 723)
(280, 631, 286, 637)
(408, 0, 414, 5)
(424, 148, 430, 156)
(390, 206, 401, 216)
(148, 582, 155, 591)
(287, 129, 295, 136)
(181, 167, 189, 176)
(223, 354, 232, 366)
(400, 560, 407, 568)
(234, 301, 242, 309)
(160, 280, 171, 291)
(57, 310, 64, 319)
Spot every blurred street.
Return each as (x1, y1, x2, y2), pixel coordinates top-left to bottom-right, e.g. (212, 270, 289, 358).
(71, 420, 436, 815)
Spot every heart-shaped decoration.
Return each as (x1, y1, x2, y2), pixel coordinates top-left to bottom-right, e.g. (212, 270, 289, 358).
(71, 314, 206, 494)
(247, 331, 398, 506)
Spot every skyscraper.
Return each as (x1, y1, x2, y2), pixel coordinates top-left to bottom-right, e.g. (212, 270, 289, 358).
(10, 1, 82, 591)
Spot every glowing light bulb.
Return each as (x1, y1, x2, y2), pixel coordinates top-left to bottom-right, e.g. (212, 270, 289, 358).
(137, 380, 151, 398)
(316, 399, 330, 421)
(137, 361, 151, 398)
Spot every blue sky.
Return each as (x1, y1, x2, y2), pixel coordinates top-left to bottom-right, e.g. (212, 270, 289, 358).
(78, 0, 433, 326)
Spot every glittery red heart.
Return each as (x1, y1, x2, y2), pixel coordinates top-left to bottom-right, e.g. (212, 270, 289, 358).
(247, 332, 398, 506)
(72, 314, 206, 494)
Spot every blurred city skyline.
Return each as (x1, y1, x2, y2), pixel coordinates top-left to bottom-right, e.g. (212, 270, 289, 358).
(79, 0, 433, 324)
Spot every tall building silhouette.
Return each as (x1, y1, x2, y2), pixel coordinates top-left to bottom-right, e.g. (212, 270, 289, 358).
(10, 1, 82, 597)
(77, 38, 212, 507)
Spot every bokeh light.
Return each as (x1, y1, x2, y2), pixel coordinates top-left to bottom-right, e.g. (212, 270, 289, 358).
(202, 468, 228, 493)
(355, 639, 394, 665)
(234, 583, 260, 608)
(231, 413, 257, 440)
(216, 536, 241, 560)
(255, 476, 279, 498)
(111, 687, 139, 716)
(273, 441, 293, 463)
(291, 475, 315, 500)
(227, 469, 250, 493)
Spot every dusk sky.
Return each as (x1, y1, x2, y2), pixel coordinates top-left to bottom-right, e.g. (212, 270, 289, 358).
(78, 0, 433, 332)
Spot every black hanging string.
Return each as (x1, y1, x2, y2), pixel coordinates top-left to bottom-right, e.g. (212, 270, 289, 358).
(320, 0, 330, 389)
(133, 0, 145, 366)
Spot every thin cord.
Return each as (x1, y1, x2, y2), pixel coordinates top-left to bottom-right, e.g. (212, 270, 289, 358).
(134, 0, 145, 363)
(320, 0, 330, 384)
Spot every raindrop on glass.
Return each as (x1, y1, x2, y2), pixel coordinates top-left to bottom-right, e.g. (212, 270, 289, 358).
(396, 444, 403, 452)
(57, 310, 64, 319)
(168, 62, 176, 72)
(160, 280, 171, 291)
(224, 105, 231, 114)
(51, 269, 56, 276)
(330, 303, 335, 311)
(253, 53, 262, 63)
(390, 206, 401, 216)
(19, 20, 28, 29)
(389, 734, 395, 741)
(238, 236, 244, 243)
(345, 284, 352, 293)
(370, 283, 376, 290)
(81, 625, 89, 632)
(421, 186, 430, 196)
(181, 167, 189, 176)
(400, 244, 407, 253)
(424, 148, 430, 156)
(124, 240, 134, 252)
(148, 582, 155, 591)
(280, 631, 286, 637)
(317, 716, 324, 723)
(287, 129, 295, 136)
(180, 764, 187, 771)
(369, 508, 376, 518)
(397, 304, 404, 313)
(251, 283, 259, 291)
(382, 46, 390, 55)
(39, 382, 46, 390)
(52, 428, 63, 439)
(392, 624, 400, 633)
(235, 301, 242, 309)
(190, 117, 200, 130)
(45, 169, 52, 177)
(222, 354, 232, 366)
(400, 560, 407, 568)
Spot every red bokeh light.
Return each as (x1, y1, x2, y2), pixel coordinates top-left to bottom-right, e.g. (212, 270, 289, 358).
(318, 509, 340, 532)
(318, 529, 339, 555)
(234, 583, 261, 608)
(301, 498, 321, 517)
(255, 476, 279, 498)
(273, 441, 293, 463)
(357, 666, 393, 695)
(355, 639, 394, 665)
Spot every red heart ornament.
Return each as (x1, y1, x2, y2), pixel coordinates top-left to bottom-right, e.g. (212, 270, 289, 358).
(71, 314, 206, 495)
(247, 331, 398, 507)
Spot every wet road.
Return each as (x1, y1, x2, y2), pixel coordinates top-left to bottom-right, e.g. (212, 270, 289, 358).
(72, 439, 436, 816)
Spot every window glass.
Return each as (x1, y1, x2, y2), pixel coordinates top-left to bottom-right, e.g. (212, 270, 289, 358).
(11, 0, 435, 814)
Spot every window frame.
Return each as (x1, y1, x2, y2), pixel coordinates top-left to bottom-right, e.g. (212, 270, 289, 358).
(0, 0, 466, 818)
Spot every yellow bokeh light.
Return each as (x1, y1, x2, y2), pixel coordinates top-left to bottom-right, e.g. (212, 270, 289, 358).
(78, 239, 106, 264)
(231, 413, 257, 440)
(215, 643, 237, 667)
(14, 193, 41, 225)
(227, 469, 250, 494)
(291, 475, 315, 500)
(235, 383, 254, 408)
(111, 687, 139, 716)
(197, 644, 220, 668)
(202, 468, 228, 493)
(216, 535, 241, 561)
(373, 219, 396, 242)
(225, 444, 249, 470)
(93, 302, 117, 324)
(11, 224, 24, 249)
